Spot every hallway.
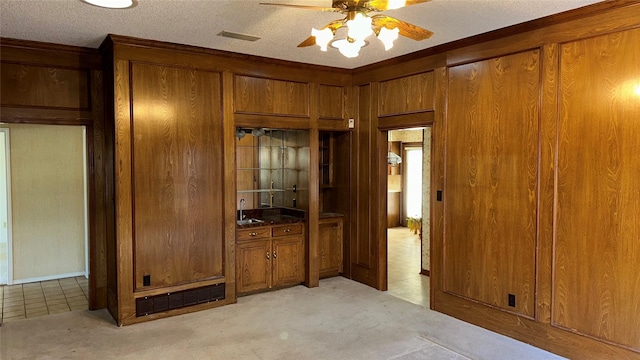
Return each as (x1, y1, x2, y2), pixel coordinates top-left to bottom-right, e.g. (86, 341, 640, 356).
(387, 226, 429, 307)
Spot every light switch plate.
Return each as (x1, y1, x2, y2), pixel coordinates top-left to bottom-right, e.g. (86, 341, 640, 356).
(348, 118, 355, 128)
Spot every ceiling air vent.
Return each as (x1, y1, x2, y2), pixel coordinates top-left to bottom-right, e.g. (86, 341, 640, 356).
(217, 31, 261, 42)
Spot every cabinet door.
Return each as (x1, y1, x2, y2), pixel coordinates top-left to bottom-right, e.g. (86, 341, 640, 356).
(237, 239, 271, 293)
(319, 219, 343, 276)
(272, 237, 304, 287)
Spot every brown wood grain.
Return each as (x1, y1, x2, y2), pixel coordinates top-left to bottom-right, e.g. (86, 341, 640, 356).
(318, 84, 344, 120)
(1, 63, 89, 109)
(319, 217, 344, 277)
(553, 27, 640, 351)
(130, 62, 224, 290)
(272, 236, 305, 287)
(236, 238, 272, 293)
(444, 50, 540, 318)
(234, 75, 309, 117)
(378, 71, 435, 116)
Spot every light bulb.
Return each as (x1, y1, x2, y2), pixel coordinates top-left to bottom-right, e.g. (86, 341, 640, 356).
(312, 27, 334, 51)
(347, 13, 373, 42)
(82, 0, 134, 9)
(386, 0, 407, 10)
(378, 27, 399, 50)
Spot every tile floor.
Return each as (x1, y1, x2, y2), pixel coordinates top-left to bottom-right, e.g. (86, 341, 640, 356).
(0, 276, 88, 323)
(387, 226, 430, 307)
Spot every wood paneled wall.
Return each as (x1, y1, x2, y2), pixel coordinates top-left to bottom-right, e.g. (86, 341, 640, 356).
(350, 2, 640, 359)
(130, 63, 224, 290)
(553, 27, 640, 350)
(99, 35, 352, 324)
(444, 50, 539, 318)
(0, 39, 106, 310)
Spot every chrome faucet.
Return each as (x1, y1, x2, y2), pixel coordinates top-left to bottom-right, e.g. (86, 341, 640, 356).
(239, 198, 246, 221)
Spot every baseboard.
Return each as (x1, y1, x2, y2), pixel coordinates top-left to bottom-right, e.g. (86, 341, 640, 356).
(12, 271, 86, 284)
(420, 269, 430, 276)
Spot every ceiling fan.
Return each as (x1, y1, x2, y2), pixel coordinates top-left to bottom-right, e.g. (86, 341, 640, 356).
(260, 0, 434, 58)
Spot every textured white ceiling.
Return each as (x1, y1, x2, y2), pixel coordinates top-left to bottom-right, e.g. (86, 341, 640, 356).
(0, 0, 602, 69)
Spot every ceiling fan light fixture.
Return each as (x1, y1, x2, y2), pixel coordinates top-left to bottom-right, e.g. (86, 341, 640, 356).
(312, 27, 334, 51)
(347, 13, 373, 42)
(81, 0, 135, 9)
(378, 27, 400, 50)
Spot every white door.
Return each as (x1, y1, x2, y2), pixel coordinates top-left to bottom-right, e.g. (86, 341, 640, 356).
(0, 128, 12, 285)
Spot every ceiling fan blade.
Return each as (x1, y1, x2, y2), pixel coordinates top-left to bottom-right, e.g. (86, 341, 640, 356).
(371, 15, 433, 41)
(297, 19, 346, 47)
(259, 3, 341, 12)
(364, 0, 431, 11)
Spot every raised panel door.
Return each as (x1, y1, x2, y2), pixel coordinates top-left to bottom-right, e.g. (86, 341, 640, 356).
(237, 239, 271, 293)
(272, 237, 304, 287)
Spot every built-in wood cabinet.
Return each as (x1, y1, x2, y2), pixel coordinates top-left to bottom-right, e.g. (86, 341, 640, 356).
(319, 216, 343, 278)
(237, 223, 305, 295)
(102, 37, 236, 325)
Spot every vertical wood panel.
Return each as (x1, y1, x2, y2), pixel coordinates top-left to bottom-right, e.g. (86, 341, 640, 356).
(553, 28, 640, 350)
(131, 63, 224, 289)
(318, 85, 344, 120)
(444, 50, 540, 317)
(1, 63, 89, 109)
(234, 75, 309, 117)
(379, 72, 435, 116)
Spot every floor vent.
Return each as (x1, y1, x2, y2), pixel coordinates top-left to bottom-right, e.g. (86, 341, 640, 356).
(135, 283, 225, 317)
(217, 31, 261, 42)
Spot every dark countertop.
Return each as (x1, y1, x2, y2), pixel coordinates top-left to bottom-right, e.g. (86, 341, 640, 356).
(320, 212, 344, 219)
(237, 207, 306, 229)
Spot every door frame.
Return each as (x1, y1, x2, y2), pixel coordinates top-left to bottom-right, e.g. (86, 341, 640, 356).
(376, 116, 434, 292)
(0, 128, 13, 285)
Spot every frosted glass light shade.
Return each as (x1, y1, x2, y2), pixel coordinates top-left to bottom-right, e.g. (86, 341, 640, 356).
(347, 13, 373, 42)
(312, 27, 334, 51)
(82, 0, 134, 9)
(332, 39, 365, 58)
(378, 27, 399, 50)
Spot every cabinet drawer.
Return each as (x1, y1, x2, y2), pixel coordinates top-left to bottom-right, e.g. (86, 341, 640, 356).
(272, 223, 303, 237)
(237, 227, 271, 241)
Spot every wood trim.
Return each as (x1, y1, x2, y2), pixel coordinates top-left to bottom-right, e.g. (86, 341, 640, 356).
(113, 58, 134, 325)
(89, 69, 107, 310)
(353, 0, 638, 74)
(234, 113, 312, 130)
(378, 112, 435, 130)
(0, 107, 93, 126)
(0, 37, 101, 69)
(222, 71, 238, 304)
(537, 43, 558, 324)
(318, 119, 350, 131)
(434, 290, 640, 360)
(306, 83, 320, 288)
(431, 66, 447, 310)
(420, 269, 430, 277)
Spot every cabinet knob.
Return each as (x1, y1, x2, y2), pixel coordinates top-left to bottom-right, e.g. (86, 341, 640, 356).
(284, 228, 291, 233)
(273, 252, 277, 259)
(266, 252, 270, 260)
(250, 232, 257, 236)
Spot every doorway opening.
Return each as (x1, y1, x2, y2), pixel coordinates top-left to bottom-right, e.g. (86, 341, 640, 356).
(386, 127, 431, 307)
(0, 128, 12, 286)
(0, 124, 89, 285)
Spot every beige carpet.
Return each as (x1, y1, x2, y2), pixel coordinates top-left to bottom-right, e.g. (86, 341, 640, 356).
(0, 277, 565, 360)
